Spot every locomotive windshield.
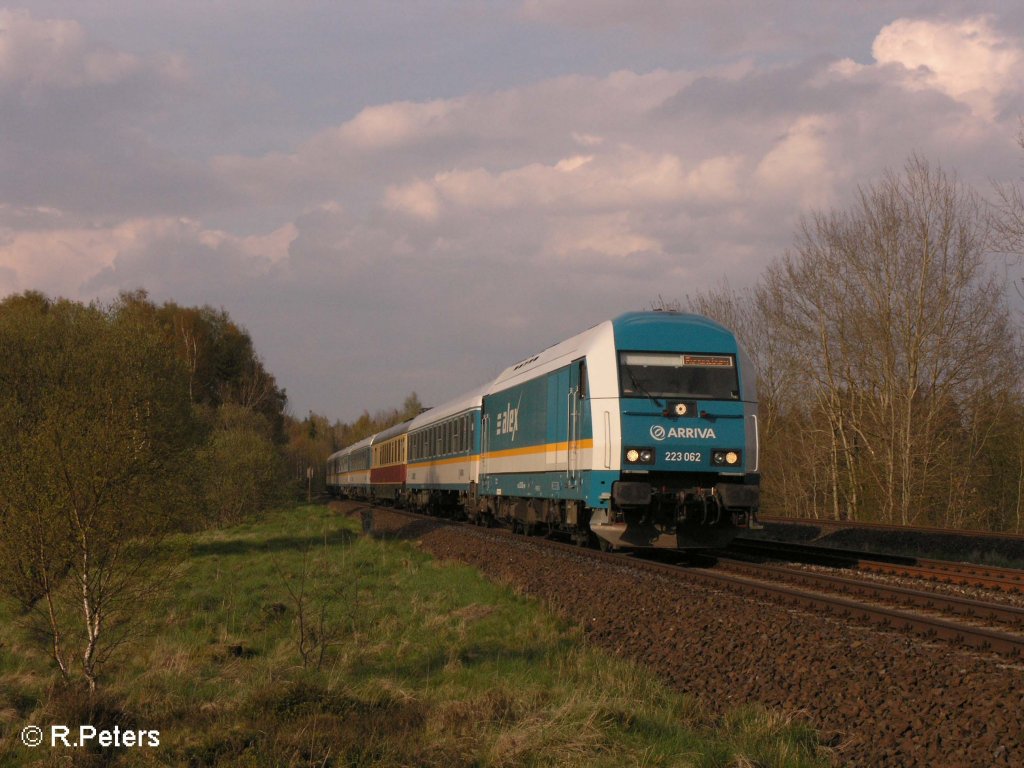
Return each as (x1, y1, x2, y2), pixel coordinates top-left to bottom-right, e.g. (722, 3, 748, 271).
(618, 352, 739, 400)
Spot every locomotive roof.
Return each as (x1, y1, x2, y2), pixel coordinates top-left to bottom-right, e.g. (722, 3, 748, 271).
(489, 319, 612, 390)
(487, 311, 739, 392)
(611, 311, 737, 352)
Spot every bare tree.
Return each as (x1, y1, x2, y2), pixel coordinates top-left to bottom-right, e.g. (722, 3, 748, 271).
(991, 121, 1024, 301)
(762, 156, 1019, 525)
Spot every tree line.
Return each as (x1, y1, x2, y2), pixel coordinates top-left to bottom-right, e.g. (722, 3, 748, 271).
(287, 393, 424, 495)
(0, 290, 290, 691)
(684, 155, 1024, 532)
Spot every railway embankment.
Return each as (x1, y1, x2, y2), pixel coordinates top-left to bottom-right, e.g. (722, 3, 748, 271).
(363, 505, 1024, 767)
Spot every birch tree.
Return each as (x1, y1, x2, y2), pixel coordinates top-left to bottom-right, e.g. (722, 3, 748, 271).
(0, 293, 201, 690)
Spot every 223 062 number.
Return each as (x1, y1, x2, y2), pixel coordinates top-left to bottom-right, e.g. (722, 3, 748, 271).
(665, 451, 702, 463)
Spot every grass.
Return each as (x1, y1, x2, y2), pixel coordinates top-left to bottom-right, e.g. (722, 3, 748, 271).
(0, 505, 831, 767)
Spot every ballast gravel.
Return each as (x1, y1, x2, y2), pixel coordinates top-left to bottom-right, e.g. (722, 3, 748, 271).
(352, 505, 1024, 768)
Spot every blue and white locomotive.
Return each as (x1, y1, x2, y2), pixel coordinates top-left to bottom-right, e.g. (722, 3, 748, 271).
(328, 311, 760, 549)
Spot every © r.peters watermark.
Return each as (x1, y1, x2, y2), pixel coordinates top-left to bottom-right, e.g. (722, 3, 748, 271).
(20, 724, 160, 749)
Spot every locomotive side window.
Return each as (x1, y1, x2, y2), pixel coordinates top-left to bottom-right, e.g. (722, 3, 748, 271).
(619, 352, 739, 400)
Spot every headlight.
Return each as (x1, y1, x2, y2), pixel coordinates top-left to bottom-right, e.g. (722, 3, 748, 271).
(625, 447, 656, 465)
(712, 450, 742, 467)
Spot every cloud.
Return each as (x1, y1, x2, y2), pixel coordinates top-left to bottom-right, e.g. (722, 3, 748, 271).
(4, 6, 1024, 420)
(0, 8, 186, 92)
(332, 99, 457, 150)
(0, 9, 206, 218)
(0, 216, 294, 299)
(871, 16, 1023, 120)
(385, 147, 745, 225)
(754, 115, 838, 208)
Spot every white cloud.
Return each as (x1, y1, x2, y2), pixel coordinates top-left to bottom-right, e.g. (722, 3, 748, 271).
(383, 179, 442, 222)
(755, 115, 837, 208)
(385, 146, 745, 226)
(872, 16, 1023, 120)
(0, 8, 185, 91)
(0, 217, 294, 298)
(332, 99, 456, 150)
(545, 212, 662, 259)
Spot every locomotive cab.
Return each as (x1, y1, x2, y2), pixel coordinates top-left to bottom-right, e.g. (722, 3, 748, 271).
(589, 313, 761, 550)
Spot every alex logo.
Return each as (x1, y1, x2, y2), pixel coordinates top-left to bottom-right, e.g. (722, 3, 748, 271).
(496, 401, 520, 441)
(650, 425, 717, 441)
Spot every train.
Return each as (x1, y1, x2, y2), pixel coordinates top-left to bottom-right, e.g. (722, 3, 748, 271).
(326, 311, 760, 549)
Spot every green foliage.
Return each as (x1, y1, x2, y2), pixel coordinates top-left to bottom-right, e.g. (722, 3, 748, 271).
(115, 289, 288, 442)
(199, 406, 287, 526)
(0, 289, 296, 691)
(0, 291, 203, 688)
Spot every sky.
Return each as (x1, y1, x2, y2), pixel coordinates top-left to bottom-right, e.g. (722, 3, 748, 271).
(2, 2, 1024, 422)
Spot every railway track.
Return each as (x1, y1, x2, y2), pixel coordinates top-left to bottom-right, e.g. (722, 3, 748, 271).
(705, 553, 1024, 631)
(728, 537, 1024, 593)
(362, 504, 1024, 660)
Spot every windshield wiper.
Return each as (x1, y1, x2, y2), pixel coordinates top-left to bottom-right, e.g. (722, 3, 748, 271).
(624, 367, 664, 409)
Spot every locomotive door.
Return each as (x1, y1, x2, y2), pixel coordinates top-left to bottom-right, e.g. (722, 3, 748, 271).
(567, 358, 585, 488)
(480, 411, 491, 492)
